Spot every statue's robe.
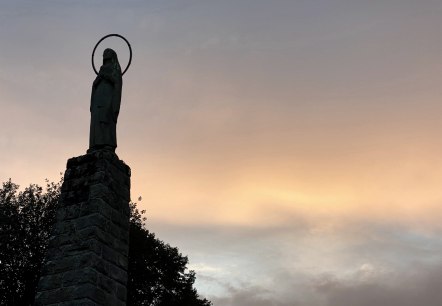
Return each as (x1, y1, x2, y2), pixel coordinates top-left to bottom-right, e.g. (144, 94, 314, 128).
(89, 64, 122, 151)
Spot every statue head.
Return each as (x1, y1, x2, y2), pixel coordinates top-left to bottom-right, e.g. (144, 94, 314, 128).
(92, 34, 131, 76)
(103, 48, 121, 74)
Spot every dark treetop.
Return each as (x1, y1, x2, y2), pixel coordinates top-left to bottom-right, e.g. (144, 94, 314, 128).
(89, 48, 122, 153)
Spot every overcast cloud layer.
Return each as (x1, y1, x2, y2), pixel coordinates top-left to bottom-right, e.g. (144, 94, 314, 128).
(1, 1, 442, 305)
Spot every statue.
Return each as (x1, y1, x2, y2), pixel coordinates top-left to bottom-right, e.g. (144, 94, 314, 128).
(89, 48, 122, 152)
(88, 34, 132, 153)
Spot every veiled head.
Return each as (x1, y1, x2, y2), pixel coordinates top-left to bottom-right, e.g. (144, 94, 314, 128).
(102, 48, 121, 73)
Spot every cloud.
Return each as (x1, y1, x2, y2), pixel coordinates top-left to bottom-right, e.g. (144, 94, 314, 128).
(211, 284, 301, 306)
(150, 215, 442, 306)
(206, 261, 442, 306)
(316, 263, 442, 306)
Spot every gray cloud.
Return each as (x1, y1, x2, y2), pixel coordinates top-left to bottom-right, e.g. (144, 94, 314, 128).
(211, 285, 301, 306)
(149, 216, 442, 306)
(316, 263, 442, 306)
(205, 261, 442, 306)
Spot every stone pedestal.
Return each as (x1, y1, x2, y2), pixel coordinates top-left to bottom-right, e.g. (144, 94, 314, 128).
(35, 151, 131, 306)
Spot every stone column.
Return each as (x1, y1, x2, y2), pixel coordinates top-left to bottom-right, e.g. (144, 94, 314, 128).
(35, 150, 131, 306)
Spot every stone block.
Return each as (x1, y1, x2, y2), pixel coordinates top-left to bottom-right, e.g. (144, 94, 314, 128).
(37, 274, 62, 291)
(58, 299, 97, 306)
(97, 273, 116, 295)
(116, 282, 127, 302)
(62, 267, 98, 287)
(53, 220, 76, 236)
(111, 210, 129, 230)
(107, 262, 127, 285)
(71, 284, 106, 304)
(61, 239, 103, 257)
(113, 236, 129, 255)
(74, 213, 107, 231)
(56, 207, 67, 222)
(42, 256, 77, 275)
(102, 244, 119, 267)
(35, 287, 75, 305)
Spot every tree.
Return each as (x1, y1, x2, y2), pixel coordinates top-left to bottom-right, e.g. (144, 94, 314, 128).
(127, 203, 211, 306)
(0, 179, 60, 306)
(0, 180, 211, 306)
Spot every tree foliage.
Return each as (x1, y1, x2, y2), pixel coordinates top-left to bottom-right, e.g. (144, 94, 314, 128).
(127, 203, 212, 306)
(0, 179, 60, 306)
(0, 179, 211, 306)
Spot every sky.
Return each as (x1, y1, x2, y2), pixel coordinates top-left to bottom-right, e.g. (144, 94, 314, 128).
(1, 0, 442, 305)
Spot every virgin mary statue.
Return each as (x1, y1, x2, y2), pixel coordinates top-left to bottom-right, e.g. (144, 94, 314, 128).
(88, 48, 123, 153)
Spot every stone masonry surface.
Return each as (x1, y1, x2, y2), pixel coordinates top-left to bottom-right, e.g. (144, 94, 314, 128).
(35, 150, 131, 306)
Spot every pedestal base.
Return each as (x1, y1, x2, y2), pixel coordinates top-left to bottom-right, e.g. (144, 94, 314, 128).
(35, 151, 131, 306)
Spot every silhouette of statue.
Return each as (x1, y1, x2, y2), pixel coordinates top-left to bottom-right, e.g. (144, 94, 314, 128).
(88, 48, 122, 152)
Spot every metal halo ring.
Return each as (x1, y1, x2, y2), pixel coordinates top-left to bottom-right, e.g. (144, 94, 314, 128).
(92, 34, 132, 76)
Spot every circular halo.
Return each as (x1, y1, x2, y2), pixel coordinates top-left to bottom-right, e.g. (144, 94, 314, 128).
(91, 34, 132, 76)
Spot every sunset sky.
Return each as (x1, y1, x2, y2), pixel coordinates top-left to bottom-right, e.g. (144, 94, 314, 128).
(2, 1, 442, 305)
